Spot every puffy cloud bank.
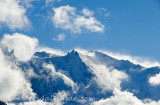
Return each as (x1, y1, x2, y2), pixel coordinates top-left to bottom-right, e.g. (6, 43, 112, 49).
(0, 49, 35, 101)
(0, 33, 65, 61)
(149, 73, 160, 86)
(52, 5, 104, 34)
(91, 89, 160, 105)
(91, 64, 128, 91)
(0, 0, 30, 30)
(1, 33, 38, 62)
(78, 49, 128, 91)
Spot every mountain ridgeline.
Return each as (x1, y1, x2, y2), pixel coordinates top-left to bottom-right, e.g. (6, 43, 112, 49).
(0, 45, 160, 105)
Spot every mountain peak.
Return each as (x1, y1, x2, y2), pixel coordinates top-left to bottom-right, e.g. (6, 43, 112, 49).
(69, 49, 78, 54)
(66, 49, 79, 59)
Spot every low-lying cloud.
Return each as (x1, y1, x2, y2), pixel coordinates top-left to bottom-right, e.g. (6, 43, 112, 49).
(44, 64, 77, 89)
(78, 49, 128, 91)
(1, 33, 38, 62)
(91, 89, 160, 105)
(0, 49, 35, 102)
(149, 72, 160, 86)
(0, 33, 66, 62)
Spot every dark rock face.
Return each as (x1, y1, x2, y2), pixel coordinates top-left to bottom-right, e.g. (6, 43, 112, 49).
(0, 101, 7, 105)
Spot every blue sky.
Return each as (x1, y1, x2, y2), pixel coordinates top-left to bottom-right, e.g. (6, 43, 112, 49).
(0, 0, 160, 60)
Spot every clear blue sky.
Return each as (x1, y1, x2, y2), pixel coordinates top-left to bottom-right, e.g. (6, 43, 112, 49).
(0, 0, 160, 60)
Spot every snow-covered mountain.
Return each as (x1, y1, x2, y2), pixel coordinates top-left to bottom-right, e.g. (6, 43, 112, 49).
(0, 45, 160, 105)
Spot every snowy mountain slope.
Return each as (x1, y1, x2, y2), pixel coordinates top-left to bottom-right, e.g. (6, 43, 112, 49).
(78, 50, 160, 101)
(79, 51, 142, 72)
(0, 44, 160, 105)
(20, 50, 112, 104)
(121, 67, 160, 101)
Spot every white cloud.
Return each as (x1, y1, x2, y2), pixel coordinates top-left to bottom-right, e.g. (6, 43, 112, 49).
(37, 46, 65, 56)
(88, 64, 128, 91)
(82, 8, 94, 17)
(1, 33, 66, 61)
(1, 33, 38, 62)
(0, 0, 30, 30)
(52, 5, 104, 34)
(52, 91, 68, 105)
(53, 33, 66, 41)
(93, 65, 128, 91)
(24, 69, 39, 79)
(44, 64, 77, 89)
(78, 49, 128, 91)
(149, 73, 160, 86)
(91, 89, 160, 105)
(0, 49, 35, 101)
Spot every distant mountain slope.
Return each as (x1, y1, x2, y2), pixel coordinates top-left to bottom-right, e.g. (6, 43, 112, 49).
(78, 50, 160, 101)
(0, 45, 160, 105)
